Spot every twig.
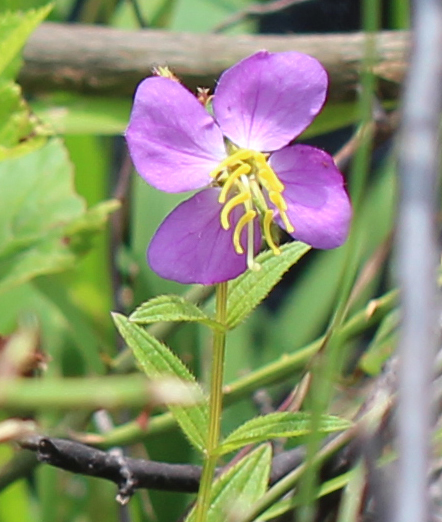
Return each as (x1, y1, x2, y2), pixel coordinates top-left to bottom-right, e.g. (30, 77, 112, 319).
(16, 435, 306, 497)
(19, 436, 202, 502)
(20, 24, 408, 100)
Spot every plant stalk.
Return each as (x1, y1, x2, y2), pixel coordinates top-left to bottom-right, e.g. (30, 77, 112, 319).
(194, 281, 228, 522)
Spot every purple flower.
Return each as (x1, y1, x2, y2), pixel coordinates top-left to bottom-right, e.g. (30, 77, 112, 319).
(126, 51, 352, 285)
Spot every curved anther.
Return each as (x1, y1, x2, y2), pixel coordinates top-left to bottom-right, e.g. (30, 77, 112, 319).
(269, 191, 287, 212)
(280, 212, 295, 234)
(220, 192, 251, 230)
(269, 192, 294, 233)
(263, 210, 280, 255)
(209, 149, 253, 179)
(219, 163, 251, 204)
(257, 163, 284, 193)
(213, 147, 295, 268)
(232, 209, 256, 254)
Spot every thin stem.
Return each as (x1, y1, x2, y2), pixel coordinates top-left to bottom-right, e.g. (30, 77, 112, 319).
(195, 282, 228, 522)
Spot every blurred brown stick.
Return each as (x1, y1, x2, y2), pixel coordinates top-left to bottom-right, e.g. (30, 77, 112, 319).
(21, 23, 409, 100)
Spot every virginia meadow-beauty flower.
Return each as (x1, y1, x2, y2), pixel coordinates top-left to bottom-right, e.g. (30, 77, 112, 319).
(126, 51, 351, 285)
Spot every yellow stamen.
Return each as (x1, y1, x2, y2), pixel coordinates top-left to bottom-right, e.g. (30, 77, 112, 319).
(269, 191, 287, 212)
(220, 192, 251, 230)
(212, 146, 298, 269)
(257, 163, 284, 192)
(269, 191, 295, 233)
(263, 210, 281, 255)
(218, 163, 251, 204)
(280, 212, 295, 234)
(209, 149, 253, 179)
(232, 209, 256, 254)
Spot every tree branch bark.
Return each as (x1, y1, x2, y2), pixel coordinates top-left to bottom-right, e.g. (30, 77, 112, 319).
(21, 23, 409, 100)
(18, 435, 305, 504)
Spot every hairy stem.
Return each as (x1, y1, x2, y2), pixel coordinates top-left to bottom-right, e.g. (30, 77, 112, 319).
(195, 282, 228, 522)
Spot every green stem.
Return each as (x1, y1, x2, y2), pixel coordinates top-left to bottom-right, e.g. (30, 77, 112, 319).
(195, 282, 228, 522)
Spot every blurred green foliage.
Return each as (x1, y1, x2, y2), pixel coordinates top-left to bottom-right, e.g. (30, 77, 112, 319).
(0, 0, 407, 521)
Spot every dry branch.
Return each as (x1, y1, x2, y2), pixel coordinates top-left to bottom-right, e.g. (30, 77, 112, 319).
(18, 434, 306, 503)
(21, 23, 409, 100)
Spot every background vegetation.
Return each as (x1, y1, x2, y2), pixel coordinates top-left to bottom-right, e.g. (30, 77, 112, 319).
(1, 1, 434, 522)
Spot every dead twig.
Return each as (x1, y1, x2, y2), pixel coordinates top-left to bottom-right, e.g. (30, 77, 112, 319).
(21, 24, 409, 100)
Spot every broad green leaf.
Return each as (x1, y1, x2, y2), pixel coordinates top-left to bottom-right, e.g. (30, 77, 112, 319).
(31, 95, 131, 135)
(112, 313, 209, 451)
(130, 294, 225, 331)
(0, 80, 49, 159)
(226, 242, 311, 329)
(186, 445, 271, 522)
(216, 412, 352, 456)
(0, 139, 117, 295)
(0, 5, 52, 77)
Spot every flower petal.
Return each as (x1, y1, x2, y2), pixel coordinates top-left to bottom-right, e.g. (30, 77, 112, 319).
(148, 189, 261, 285)
(270, 145, 352, 249)
(213, 51, 328, 152)
(126, 77, 226, 193)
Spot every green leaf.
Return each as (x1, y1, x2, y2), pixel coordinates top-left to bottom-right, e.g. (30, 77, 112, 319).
(186, 445, 272, 522)
(0, 8, 53, 158)
(63, 199, 120, 256)
(0, 139, 117, 295)
(112, 313, 209, 452)
(130, 294, 226, 331)
(216, 412, 352, 456)
(0, 80, 49, 159)
(226, 242, 311, 329)
(0, 5, 52, 77)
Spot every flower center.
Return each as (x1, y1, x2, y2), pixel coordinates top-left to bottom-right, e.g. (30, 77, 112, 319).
(209, 147, 294, 271)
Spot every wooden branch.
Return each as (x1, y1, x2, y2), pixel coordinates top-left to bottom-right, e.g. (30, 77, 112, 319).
(21, 23, 409, 101)
(18, 434, 305, 503)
